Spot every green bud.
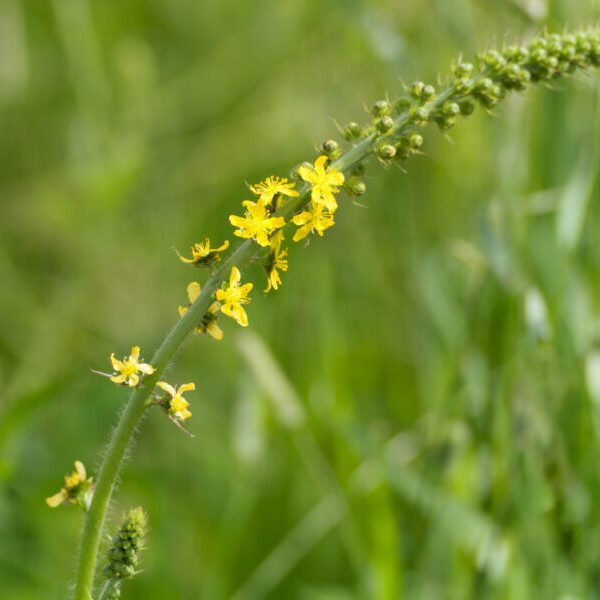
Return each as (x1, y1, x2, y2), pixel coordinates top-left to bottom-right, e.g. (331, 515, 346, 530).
(375, 116, 394, 134)
(458, 99, 475, 116)
(575, 32, 591, 54)
(346, 177, 367, 195)
(454, 76, 472, 94)
(409, 81, 425, 98)
(422, 84, 436, 100)
(477, 78, 493, 93)
(375, 143, 396, 160)
(342, 122, 363, 141)
(393, 97, 413, 114)
(480, 49, 506, 70)
(408, 134, 423, 150)
(454, 62, 473, 77)
(321, 139, 340, 159)
(442, 102, 460, 117)
(504, 45, 529, 63)
(410, 106, 429, 127)
(371, 100, 390, 117)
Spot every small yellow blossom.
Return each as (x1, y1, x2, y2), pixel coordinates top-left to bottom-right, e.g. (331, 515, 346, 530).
(156, 381, 195, 420)
(264, 246, 288, 292)
(292, 203, 335, 242)
(106, 346, 155, 387)
(175, 238, 229, 268)
(216, 266, 253, 326)
(249, 176, 299, 206)
(298, 155, 345, 211)
(46, 461, 94, 509)
(178, 281, 224, 341)
(229, 200, 286, 247)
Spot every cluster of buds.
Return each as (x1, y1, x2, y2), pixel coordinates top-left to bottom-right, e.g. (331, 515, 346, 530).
(101, 507, 148, 598)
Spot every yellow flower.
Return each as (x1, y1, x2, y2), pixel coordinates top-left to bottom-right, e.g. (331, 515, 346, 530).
(264, 246, 288, 292)
(178, 282, 224, 341)
(156, 381, 195, 420)
(229, 200, 286, 247)
(249, 176, 299, 206)
(175, 238, 229, 268)
(107, 346, 155, 387)
(216, 266, 253, 326)
(298, 155, 345, 211)
(46, 461, 94, 509)
(292, 203, 335, 242)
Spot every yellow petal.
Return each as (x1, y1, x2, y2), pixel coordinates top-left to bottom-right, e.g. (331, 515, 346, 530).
(127, 373, 140, 387)
(293, 225, 311, 242)
(178, 305, 188, 318)
(239, 282, 253, 295)
(298, 165, 317, 184)
(130, 346, 140, 362)
(74, 461, 86, 480)
(187, 281, 201, 303)
(292, 212, 311, 226)
(208, 301, 220, 314)
(314, 155, 328, 174)
(138, 363, 155, 375)
(230, 266, 241, 287)
(207, 321, 223, 340)
(110, 373, 127, 384)
(217, 240, 229, 252)
(110, 353, 124, 371)
(216, 289, 226, 302)
(256, 231, 270, 247)
(46, 489, 67, 508)
(157, 381, 176, 396)
(229, 215, 248, 228)
(177, 382, 196, 394)
(231, 304, 249, 327)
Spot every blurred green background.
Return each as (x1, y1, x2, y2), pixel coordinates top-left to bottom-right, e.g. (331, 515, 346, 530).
(2, 0, 600, 598)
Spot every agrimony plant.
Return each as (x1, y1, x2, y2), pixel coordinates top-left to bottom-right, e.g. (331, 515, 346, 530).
(43, 27, 600, 599)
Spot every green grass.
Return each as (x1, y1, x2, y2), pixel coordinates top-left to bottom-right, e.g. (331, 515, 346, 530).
(2, 0, 600, 598)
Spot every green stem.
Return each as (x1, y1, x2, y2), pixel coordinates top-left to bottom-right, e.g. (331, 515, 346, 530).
(73, 68, 494, 599)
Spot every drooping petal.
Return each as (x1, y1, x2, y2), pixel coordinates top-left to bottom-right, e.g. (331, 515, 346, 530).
(110, 373, 127, 384)
(127, 373, 140, 387)
(187, 281, 201, 303)
(46, 489, 68, 508)
(293, 225, 312, 242)
(207, 321, 224, 340)
(156, 381, 176, 396)
(138, 362, 155, 375)
(231, 304, 249, 327)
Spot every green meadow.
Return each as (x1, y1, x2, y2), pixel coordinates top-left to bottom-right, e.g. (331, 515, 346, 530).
(2, 0, 600, 598)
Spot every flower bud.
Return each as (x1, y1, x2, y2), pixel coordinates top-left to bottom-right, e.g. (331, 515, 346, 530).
(375, 116, 394, 134)
(393, 97, 412, 114)
(455, 62, 473, 77)
(480, 50, 506, 70)
(409, 81, 425, 98)
(458, 99, 475, 116)
(346, 177, 367, 195)
(422, 84, 436, 100)
(375, 143, 396, 160)
(443, 101, 460, 117)
(343, 122, 362, 141)
(408, 134, 423, 150)
(370, 100, 390, 117)
(320, 139, 340, 159)
(454, 77, 472, 94)
(410, 106, 429, 127)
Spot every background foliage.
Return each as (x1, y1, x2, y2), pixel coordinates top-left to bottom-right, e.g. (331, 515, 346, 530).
(2, 0, 600, 598)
